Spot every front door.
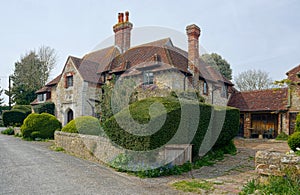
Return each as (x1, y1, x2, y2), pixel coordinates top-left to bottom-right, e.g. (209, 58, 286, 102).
(67, 109, 74, 123)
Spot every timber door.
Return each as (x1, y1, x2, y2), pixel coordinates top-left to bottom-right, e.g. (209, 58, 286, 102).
(238, 114, 244, 137)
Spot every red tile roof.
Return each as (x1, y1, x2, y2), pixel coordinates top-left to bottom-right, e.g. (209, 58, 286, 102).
(228, 88, 288, 112)
(46, 74, 62, 86)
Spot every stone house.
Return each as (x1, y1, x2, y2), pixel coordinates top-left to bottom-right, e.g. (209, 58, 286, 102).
(228, 65, 300, 138)
(32, 12, 233, 125)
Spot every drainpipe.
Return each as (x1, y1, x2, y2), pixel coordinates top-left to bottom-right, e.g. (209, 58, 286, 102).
(183, 73, 187, 91)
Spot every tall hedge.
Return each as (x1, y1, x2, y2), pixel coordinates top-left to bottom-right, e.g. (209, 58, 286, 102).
(33, 102, 55, 115)
(2, 105, 32, 127)
(21, 113, 62, 139)
(103, 97, 239, 159)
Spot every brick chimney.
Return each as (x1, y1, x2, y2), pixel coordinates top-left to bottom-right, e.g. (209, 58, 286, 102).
(186, 24, 201, 75)
(113, 11, 133, 53)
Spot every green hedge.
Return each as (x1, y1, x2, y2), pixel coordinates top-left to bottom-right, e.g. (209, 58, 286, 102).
(61, 116, 103, 136)
(2, 105, 32, 127)
(103, 96, 239, 159)
(33, 102, 55, 115)
(288, 132, 300, 151)
(2, 110, 28, 127)
(21, 113, 62, 139)
(295, 113, 300, 132)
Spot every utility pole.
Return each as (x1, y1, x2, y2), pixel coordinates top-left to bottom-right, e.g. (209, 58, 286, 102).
(8, 76, 11, 109)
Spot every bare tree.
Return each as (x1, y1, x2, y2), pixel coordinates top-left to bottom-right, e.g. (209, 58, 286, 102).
(234, 69, 273, 91)
(38, 45, 57, 85)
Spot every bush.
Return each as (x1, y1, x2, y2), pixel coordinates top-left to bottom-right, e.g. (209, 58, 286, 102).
(12, 105, 31, 115)
(276, 132, 289, 141)
(103, 96, 239, 159)
(21, 113, 62, 139)
(33, 102, 55, 115)
(2, 110, 28, 127)
(2, 105, 32, 127)
(1, 127, 14, 135)
(61, 116, 103, 136)
(288, 132, 300, 151)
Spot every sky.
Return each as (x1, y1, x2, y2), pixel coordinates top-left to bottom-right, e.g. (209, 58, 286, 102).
(0, 0, 299, 104)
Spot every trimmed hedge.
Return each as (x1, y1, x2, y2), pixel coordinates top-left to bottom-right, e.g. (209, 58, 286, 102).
(288, 132, 300, 151)
(2, 105, 32, 127)
(21, 113, 62, 139)
(33, 102, 55, 115)
(2, 109, 28, 127)
(103, 96, 239, 159)
(61, 116, 103, 136)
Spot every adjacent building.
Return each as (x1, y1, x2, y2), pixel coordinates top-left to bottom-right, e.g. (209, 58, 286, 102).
(228, 65, 300, 138)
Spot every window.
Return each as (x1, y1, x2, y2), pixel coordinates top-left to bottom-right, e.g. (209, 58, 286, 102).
(143, 71, 154, 85)
(221, 84, 228, 98)
(66, 75, 73, 88)
(203, 81, 208, 95)
(38, 94, 45, 102)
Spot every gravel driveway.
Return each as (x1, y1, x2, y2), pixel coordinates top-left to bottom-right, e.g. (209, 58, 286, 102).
(0, 134, 178, 195)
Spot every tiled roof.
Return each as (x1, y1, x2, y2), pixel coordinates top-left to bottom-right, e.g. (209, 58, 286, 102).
(228, 88, 288, 112)
(36, 86, 51, 94)
(46, 74, 62, 86)
(82, 46, 120, 74)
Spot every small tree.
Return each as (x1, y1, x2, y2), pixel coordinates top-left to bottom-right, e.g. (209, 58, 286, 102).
(201, 53, 232, 80)
(234, 69, 273, 91)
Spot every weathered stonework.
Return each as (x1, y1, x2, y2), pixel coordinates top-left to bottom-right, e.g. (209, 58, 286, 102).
(255, 150, 300, 176)
(55, 131, 192, 166)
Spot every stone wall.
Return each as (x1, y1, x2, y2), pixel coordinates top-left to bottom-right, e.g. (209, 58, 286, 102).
(255, 150, 300, 176)
(55, 131, 192, 166)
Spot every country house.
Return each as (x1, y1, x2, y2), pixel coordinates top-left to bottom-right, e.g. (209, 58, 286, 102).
(32, 11, 233, 125)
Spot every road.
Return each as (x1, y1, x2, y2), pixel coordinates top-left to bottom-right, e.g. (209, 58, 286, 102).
(0, 134, 178, 195)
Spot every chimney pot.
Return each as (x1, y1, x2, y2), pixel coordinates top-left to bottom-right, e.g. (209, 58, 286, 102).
(125, 11, 129, 22)
(120, 13, 124, 23)
(118, 13, 121, 23)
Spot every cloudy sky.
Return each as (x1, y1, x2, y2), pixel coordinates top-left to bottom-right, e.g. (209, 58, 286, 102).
(0, 0, 299, 104)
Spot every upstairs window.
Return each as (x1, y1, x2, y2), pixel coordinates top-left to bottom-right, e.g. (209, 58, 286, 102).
(66, 75, 73, 88)
(221, 84, 228, 98)
(38, 94, 45, 102)
(143, 71, 154, 85)
(203, 81, 208, 95)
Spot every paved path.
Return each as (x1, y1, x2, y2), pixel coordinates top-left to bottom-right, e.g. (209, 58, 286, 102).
(0, 134, 178, 195)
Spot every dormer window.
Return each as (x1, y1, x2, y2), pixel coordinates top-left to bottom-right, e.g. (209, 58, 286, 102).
(38, 94, 45, 102)
(66, 75, 73, 88)
(143, 71, 154, 85)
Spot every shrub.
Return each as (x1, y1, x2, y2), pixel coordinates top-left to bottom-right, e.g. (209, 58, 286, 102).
(103, 96, 239, 159)
(288, 131, 300, 151)
(12, 105, 31, 115)
(33, 102, 55, 115)
(1, 127, 14, 135)
(21, 113, 62, 139)
(276, 132, 289, 141)
(2, 110, 27, 127)
(2, 105, 32, 127)
(61, 116, 103, 136)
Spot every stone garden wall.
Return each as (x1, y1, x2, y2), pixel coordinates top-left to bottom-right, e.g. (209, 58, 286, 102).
(55, 131, 192, 166)
(255, 150, 300, 176)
